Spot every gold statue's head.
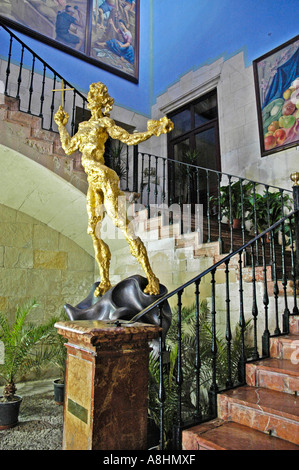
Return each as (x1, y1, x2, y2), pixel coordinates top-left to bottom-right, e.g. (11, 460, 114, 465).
(87, 82, 114, 116)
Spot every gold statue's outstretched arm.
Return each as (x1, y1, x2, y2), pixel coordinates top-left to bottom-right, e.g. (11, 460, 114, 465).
(54, 106, 80, 155)
(106, 116, 174, 146)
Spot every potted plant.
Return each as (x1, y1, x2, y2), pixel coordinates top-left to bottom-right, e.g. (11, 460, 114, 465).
(0, 300, 57, 429)
(105, 139, 128, 181)
(210, 180, 253, 228)
(247, 189, 292, 239)
(51, 328, 67, 405)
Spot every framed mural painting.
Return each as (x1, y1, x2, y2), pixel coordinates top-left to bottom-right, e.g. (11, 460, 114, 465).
(0, 0, 139, 82)
(253, 34, 299, 156)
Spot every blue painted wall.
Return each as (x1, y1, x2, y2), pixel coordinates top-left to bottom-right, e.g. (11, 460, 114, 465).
(1, 0, 298, 116)
(152, 0, 299, 99)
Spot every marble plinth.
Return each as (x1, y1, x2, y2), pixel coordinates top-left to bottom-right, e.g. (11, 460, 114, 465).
(55, 320, 160, 450)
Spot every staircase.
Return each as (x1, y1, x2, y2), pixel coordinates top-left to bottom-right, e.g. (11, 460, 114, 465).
(182, 316, 299, 450)
(133, 208, 295, 296)
(0, 21, 298, 450)
(2, 102, 298, 455)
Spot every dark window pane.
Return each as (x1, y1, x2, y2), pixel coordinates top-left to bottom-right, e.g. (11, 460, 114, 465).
(168, 91, 220, 207)
(195, 128, 217, 168)
(171, 139, 190, 203)
(194, 94, 218, 127)
(171, 109, 191, 138)
(173, 138, 190, 162)
(195, 128, 218, 189)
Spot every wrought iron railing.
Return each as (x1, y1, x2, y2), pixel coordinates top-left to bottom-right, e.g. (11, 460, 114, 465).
(134, 152, 294, 255)
(0, 20, 88, 136)
(131, 205, 298, 450)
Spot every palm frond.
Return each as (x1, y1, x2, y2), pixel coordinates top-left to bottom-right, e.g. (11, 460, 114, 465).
(0, 300, 59, 399)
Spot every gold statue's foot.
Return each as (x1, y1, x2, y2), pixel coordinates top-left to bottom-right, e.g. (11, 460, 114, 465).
(94, 280, 112, 297)
(144, 276, 160, 296)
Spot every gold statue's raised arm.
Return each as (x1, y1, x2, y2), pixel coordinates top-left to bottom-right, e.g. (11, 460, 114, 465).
(55, 82, 173, 298)
(54, 106, 80, 155)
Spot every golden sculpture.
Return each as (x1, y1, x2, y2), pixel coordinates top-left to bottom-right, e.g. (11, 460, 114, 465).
(54, 82, 173, 297)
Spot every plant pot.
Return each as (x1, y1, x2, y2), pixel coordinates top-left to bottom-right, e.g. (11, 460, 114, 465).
(232, 218, 241, 229)
(53, 379, 65, 405)
(228, 218, 241, 229)
(0, 396, 22, 429)
(147, 418, 159, 450)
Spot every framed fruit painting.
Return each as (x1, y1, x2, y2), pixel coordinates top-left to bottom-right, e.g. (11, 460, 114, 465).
(253, 34, 299, 156)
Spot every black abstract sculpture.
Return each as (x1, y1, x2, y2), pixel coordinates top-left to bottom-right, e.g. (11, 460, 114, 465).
(64, 275, 172, 347)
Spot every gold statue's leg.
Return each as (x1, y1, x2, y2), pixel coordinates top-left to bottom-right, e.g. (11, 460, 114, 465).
(86, 185, 112, 296)
(127, 237, 160, 296)
(102, 181, 160, 296)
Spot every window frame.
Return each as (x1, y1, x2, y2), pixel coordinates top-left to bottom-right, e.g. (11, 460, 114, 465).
(167, 89, 221, 204)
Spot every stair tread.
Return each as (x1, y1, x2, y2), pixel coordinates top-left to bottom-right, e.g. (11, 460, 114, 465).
(4, 117, 29, 127)
(220, 385, 299, 421)
(183, 419, 299, 450)
(274, 333, 299, 342)
(248, 357, 299, 377)
(271, 333, 299, 351)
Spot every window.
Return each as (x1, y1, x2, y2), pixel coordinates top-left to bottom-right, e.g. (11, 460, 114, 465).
(168, 90, 220, 205)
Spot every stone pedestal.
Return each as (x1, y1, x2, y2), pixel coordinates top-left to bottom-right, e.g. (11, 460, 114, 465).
(55, 320, 160, 450)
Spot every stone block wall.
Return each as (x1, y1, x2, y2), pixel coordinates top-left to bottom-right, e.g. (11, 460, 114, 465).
(0, 203, 95, 324)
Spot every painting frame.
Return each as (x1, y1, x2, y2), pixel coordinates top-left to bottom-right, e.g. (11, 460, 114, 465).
(0, 0, 139, 83)
(253, 34, 299, 157)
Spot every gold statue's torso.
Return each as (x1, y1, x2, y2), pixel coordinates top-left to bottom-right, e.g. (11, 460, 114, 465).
(77, 118, 120, 186)
(78, 119, 107, 164)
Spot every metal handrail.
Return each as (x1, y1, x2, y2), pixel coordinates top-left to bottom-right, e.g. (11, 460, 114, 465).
(138, 151, 292, 194)
(138, 208, 298, 449)
(130, 209, 297, 324)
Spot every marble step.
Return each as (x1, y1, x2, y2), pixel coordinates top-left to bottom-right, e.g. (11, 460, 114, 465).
(182, 418, 299, 450)
(246, 358, 299, 395)
(217, 385, 299, 445)
(270, 334, 299, 360)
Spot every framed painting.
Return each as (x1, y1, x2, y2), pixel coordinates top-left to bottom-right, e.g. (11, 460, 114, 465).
(0, 0, 139, 82)
(253, 34, 299, 156)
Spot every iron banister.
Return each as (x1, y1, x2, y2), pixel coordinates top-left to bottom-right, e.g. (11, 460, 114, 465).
(130, 209, 298, 324)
